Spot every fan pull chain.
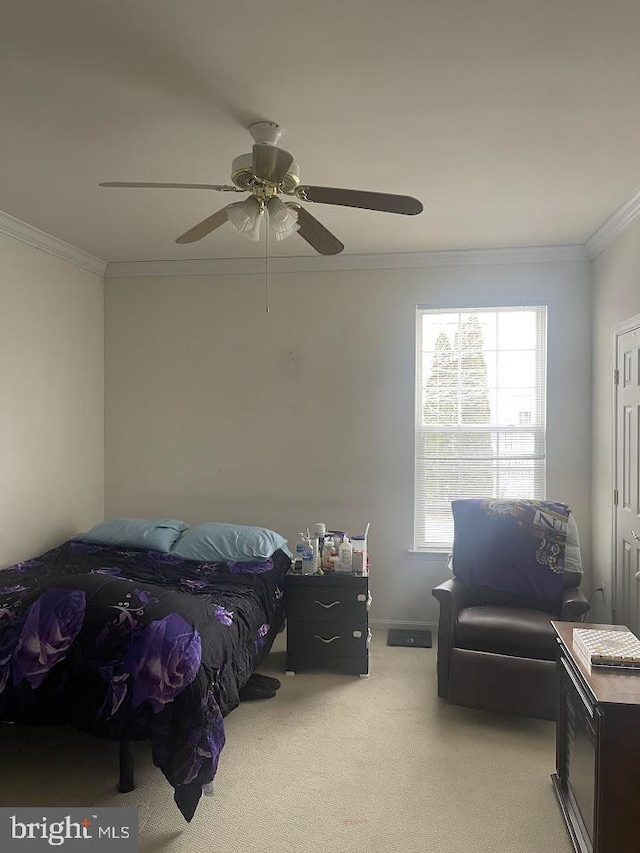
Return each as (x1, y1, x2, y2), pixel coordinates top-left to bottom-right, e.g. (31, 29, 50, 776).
(264, 206, 270, 313)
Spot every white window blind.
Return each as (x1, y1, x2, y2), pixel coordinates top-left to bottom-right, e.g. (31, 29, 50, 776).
(414, 306, 547, 550)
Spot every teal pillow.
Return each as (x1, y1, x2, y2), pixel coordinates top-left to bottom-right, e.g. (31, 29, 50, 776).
(73, 517, 188, 553)
(172, 522, 289, 562)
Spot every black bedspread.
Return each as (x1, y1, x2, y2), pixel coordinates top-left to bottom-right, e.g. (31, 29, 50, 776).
(0, 541, 289, 820)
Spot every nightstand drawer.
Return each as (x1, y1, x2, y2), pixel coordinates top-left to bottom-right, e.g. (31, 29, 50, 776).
(287, 620, 368, 657)
(286, 586, 368, 621)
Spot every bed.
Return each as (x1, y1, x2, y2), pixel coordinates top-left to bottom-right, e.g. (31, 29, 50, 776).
(0, 534, 289, 821)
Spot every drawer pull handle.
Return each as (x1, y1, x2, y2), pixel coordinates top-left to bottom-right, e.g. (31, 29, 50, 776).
(357, 594, 366, 602)
(314, 600, 340, 608)
(314, 635, 340, 644)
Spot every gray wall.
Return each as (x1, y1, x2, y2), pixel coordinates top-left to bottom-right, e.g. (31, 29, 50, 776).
(0, 234, 104, 565)
(105, 257, 592, 626)
(591, 216, 640, 623)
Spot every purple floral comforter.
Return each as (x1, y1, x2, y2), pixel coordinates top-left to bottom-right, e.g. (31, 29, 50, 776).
(0, 540, 289, 820)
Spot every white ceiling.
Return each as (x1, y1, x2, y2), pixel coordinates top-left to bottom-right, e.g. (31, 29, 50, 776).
(2, 0, 639, 263)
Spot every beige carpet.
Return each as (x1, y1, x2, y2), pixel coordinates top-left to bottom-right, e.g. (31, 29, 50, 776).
(0, 630, 572, 853)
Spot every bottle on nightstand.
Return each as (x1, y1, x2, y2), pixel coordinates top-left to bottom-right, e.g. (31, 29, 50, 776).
(337, 536, 353, 573)
(301, 540, 314, 574)
(294, 532, 307, 572)
(322, 535, 335, 570)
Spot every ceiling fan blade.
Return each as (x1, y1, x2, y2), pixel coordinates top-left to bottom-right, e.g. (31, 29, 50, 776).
(287, 204, 344, 255)
(175, 206, 231, 244)
(296, 186, 423, 215)
(252, 145, 294, 184)
(99, 182, 241, 191)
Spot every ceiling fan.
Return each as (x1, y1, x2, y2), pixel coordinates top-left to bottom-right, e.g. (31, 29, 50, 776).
(99, 121, 423, 256)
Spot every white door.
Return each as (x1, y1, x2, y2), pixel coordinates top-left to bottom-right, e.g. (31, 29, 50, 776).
(614, 321, 640, 634)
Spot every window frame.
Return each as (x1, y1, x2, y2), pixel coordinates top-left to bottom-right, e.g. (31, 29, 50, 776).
(413, 304, 548, 551)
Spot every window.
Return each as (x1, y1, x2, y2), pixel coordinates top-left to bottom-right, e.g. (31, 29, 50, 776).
(414, 306, 547, 550)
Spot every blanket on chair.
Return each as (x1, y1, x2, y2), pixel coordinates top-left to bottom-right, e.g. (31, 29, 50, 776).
(451, 499, 571, 602)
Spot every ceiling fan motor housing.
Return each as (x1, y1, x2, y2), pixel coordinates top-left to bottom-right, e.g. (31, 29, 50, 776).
(248, 121, 283, 146)
(231, 153, 300, 193)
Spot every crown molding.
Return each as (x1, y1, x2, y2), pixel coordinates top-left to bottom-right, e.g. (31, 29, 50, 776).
(105, 244, 587, 278)
(6, 188, 640, 276)
(585, 186, 640, 260)
(0, 210, 107, 276)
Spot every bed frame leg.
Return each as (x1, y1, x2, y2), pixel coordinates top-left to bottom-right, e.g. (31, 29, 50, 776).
(118, 739, 135, 793)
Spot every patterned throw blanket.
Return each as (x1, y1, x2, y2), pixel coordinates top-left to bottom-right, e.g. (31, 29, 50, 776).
(451, 499, 572, 602)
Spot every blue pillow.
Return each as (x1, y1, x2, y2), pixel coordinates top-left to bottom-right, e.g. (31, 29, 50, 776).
(73, 518, 188, 553)
(172, 522, 289, 562)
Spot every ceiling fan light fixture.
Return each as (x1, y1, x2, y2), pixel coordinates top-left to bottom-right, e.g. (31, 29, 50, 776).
(267, 196, 300, 241)
(227, 197, 263, 241)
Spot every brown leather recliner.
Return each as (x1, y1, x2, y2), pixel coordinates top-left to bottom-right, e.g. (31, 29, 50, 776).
(433, 502, 590, 720)
(432, 578, 590, 720)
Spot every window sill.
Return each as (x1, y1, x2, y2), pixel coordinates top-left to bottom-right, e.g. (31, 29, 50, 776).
(408, 548, 451, 560)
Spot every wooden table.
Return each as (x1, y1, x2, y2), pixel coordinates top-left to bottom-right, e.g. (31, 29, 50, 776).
(551, 621, 640, 853)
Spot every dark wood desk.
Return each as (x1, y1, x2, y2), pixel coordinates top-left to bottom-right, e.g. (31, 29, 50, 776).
(551, 621, 640, 853)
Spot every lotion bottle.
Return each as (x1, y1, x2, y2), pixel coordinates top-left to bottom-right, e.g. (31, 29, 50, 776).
(322, 536, 335, 570)
(338, 535, 353, 573)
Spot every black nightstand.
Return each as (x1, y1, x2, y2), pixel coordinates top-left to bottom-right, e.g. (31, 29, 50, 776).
(285, 572, 371, 677)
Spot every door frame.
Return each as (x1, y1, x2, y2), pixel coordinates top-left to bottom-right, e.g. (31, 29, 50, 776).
(611, 312, 640, 621)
